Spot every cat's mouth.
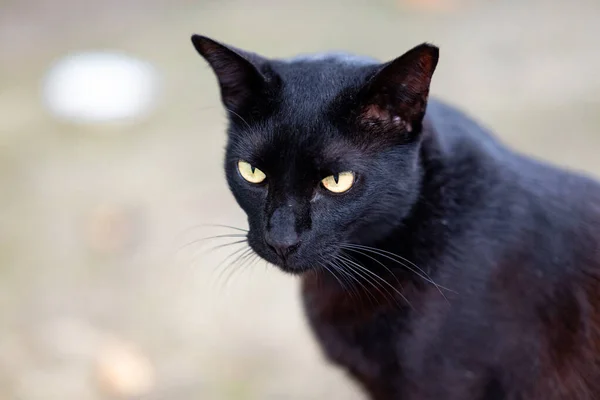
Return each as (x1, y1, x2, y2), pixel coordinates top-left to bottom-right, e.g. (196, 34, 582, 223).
(245, 231, 330, 274)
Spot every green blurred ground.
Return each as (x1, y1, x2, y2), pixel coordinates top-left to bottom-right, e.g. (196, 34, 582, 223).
(1, 0, 600, 398)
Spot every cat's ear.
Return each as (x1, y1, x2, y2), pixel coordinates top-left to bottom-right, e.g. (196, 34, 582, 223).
(358, 43, 439, 133)
(191, 34, 267, 114)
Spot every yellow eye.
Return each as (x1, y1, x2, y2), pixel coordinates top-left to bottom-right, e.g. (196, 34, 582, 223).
(237, 160, 266, 184)
(321, 171, 355, 193)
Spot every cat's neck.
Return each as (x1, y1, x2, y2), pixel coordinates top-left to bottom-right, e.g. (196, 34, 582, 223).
(359, 102, 506, 279)
(304, 100, 512, 297)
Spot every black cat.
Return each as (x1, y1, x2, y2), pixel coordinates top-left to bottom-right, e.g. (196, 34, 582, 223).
(191, 35, 600, 400)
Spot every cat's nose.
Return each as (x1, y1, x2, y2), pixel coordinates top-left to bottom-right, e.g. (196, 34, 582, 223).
(265, 232, 301, 258)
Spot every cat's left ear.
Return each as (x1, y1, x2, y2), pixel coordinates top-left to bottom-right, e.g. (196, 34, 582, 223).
(358, 43, 439, 133)
(191, 34, 268, 115)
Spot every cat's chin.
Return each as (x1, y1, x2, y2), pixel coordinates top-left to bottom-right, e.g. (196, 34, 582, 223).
(274, 262, 313, 275)
(261, 255, 314, 275)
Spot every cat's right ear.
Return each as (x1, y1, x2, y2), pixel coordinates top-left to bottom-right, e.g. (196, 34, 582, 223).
(191, 35, 267, 115)
(357, 43, 439, 135)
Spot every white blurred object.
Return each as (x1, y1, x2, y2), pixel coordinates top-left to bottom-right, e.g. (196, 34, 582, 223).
(95, 338, 155, 398)
(43, 51, 160, 123)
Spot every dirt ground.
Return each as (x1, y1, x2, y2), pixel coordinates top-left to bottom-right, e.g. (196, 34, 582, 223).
(1, 0, 600, 398)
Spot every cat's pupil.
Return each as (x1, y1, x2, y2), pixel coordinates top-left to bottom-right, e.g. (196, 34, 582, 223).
(333, 173, 339, 184)
(251, 165, 256, 174)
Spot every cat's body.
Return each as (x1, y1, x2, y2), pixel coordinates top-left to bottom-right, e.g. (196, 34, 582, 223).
(302, 99, 600, 399)
(191, 36, 600, 399)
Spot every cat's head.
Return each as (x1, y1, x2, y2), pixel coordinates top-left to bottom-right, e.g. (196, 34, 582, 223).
(191, 35, 438, 274)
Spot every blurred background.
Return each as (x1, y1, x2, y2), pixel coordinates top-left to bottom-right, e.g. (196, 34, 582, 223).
(1, 0, 600, 398)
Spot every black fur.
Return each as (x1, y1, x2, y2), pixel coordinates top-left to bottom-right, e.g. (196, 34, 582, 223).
(191, 35, 600, 400)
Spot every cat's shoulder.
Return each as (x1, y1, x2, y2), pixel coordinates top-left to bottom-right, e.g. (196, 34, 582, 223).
(423, 98, 600, 243)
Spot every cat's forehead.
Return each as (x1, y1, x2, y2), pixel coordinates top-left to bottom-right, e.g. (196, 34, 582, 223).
(228, 54, 381, 169)
(233, 117, 364, 176)
(269, 53, 379, 110)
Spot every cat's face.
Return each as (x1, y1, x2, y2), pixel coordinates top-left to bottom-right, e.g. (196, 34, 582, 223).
(192, 36, 438, 273)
